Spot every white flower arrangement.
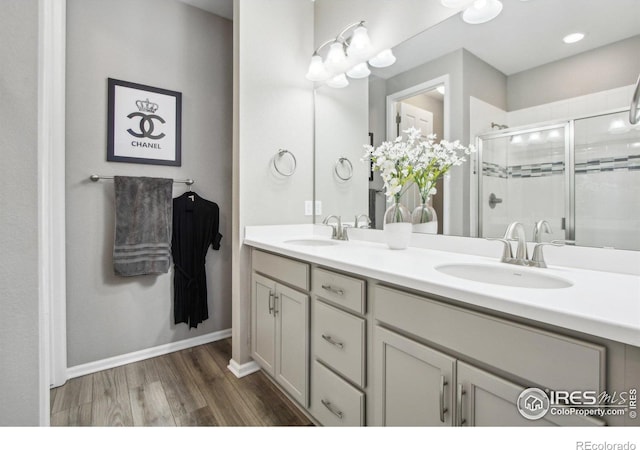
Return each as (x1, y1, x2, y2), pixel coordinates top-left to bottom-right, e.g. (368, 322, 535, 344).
(363, 127, 476, 203)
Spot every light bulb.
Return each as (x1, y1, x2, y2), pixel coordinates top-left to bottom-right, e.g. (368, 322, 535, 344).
(510, 135, 525, 146)
(462, 0, 503, 24)
(325, 41, 346, 71)
(305, 54, 329, 81)
(369, 49, 396, 68)
(346, 62, 371, 79)
(608, 119, 629, 134)
(347, 25, 371, 58)
(528, 132, 544, 144)
(547, 129, 563, 142)
(326, 73, 349, 89)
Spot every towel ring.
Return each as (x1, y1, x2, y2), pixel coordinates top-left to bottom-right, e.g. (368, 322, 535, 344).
(273, 149, 297, 177)
(334, 157, 353, 181)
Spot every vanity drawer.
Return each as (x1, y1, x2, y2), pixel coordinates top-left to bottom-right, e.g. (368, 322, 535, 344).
(252, 250, 309, 291)
(313, 299, 366, 388)
(311, 360, 365, 427)
(312, 267, 365, 314)
(373, 285, 606, 393)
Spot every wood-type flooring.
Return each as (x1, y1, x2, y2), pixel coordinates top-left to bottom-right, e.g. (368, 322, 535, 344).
(50, 339, 312, 426)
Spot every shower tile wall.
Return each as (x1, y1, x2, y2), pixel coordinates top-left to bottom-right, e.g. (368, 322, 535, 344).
(508, 85, 635, 128)
(481, 129, 566, 242)
(475, 87, 640, 250)
(574, 112, 640, 251)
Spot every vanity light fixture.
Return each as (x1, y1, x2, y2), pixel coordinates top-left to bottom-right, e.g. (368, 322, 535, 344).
(368, 49, 396, 68)
(563, 32, 585, 44)
(326, 73, 350, 89)
(440, 0, 505, 25)
(608, 118, 629, 134)
(462, 0, 504, 24)
(305, 20, 396, 87)
(346, 62, 371, 79)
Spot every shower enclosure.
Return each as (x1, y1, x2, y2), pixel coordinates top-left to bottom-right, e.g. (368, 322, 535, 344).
(477, 109, 640, 251)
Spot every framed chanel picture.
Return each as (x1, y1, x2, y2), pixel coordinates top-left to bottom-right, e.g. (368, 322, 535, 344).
(107, 78, 182, 166)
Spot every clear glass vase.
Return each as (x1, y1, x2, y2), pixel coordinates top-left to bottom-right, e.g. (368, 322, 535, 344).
(383, 197, 411, 249)
(411, 196, 438, 234)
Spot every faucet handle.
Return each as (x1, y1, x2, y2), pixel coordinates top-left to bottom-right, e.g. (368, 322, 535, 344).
(530, 241, 565, 268)
(486, 238, 513, 263)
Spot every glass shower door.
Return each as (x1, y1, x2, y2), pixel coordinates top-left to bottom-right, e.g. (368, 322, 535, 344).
(479, 124, 569, 241)
(574, 111, 640, 250)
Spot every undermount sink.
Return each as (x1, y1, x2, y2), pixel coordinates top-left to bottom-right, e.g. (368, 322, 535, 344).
(435, 263, 573, 289)
(283, 238, 339, 247)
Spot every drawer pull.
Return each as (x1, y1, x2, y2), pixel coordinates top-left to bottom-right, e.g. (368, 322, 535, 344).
(457, 384, 466, 426)
(321, 284, 344, 296)
(321, 334, 344, 349)
(440, 375, 448, 423)
(321, 399, 343, 419)
(268, 291, 275, 315)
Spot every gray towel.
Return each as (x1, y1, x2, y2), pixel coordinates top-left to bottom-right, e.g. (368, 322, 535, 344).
(113, 176, 173, 276)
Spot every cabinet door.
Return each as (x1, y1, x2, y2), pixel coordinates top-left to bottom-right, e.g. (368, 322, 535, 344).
(457, 361, 605, 427)
(275, 283, 309, 407)
(374, 326, 455, 426)
(251, 273, 276, 376)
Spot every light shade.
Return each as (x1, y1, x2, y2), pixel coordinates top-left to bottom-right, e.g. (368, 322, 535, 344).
(326, 73, 349, 89)
(325, 41, 347, 71)
(346, 62, 371, 79)
(369, 49, 396, 68)
(305, 54, 329, 81)
(462, 0, 503, 24)
(347, 25, 371, 58)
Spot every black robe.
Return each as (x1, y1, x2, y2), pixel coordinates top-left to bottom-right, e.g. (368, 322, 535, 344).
(171, 191, 222, 328)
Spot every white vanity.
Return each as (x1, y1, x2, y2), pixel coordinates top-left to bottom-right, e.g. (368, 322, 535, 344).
(244, 224, 640, 427)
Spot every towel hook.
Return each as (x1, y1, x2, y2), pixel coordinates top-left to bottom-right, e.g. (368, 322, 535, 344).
(334, 157, 353, 181)
(273, 149, 297, 177)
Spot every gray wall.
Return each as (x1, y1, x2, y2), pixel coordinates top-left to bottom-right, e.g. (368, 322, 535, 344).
(508, 35, 640, 111)
(0, 0, 40, 425)
(66, 0, 232, 367)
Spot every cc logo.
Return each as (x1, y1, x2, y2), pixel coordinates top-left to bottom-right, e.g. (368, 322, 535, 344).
(126, 112, 166, 140)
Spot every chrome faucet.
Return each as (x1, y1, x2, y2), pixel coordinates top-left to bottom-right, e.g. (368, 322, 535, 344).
(504, 221, 528, 264)
(533, 220, 552, 243)
(488, 220, 567, 268)
(355, 214, 372, 229)
(530, 220, 567, 268)
(322, 215, 350, 241)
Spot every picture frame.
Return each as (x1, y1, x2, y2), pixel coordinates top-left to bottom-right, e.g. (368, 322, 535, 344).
(107, 78, 182, 166)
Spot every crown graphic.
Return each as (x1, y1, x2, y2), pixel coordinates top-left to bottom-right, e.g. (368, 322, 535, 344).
(135, 98, 159, 113)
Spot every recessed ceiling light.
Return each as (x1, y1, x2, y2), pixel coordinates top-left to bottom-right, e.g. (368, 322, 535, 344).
(563, 32, 585, 44)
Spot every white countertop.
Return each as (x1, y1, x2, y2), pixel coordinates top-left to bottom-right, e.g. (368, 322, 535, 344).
(244, 225, 640, 347)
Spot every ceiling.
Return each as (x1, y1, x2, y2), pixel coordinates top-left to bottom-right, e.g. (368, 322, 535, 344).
(176, 0, 233, 20)
(373, 0, 640, 79)
(178, 0, 639, 79)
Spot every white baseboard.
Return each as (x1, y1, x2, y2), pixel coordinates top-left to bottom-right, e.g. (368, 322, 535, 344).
(65, 328, 232, 381)
(227, 358, 260, 378)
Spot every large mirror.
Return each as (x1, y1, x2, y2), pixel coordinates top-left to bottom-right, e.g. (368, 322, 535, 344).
(314, 0, 640, 250)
